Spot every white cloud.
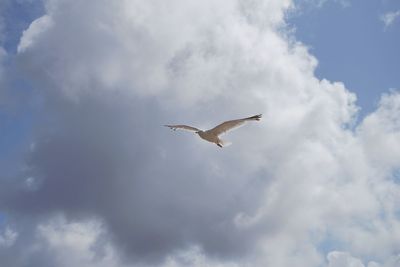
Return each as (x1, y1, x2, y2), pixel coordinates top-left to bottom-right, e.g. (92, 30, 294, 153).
(0, 0, 399, 267)
(163, 246, 241, 267)
(326, 251, 400, 267)
(34, 216, 125, 267)
(18, 15, 53, 53)
(327, 251, 365, 267)
(358, 91, 400, 172)
(0, 226, 18, 248)
(380, 10, 400, 29)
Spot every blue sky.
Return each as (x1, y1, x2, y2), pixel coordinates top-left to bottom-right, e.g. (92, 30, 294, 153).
(0, 0, 43, 177)
(1, 1, 400, 266)
(289, 0, 400, 116)
(1, 0, 44, 53)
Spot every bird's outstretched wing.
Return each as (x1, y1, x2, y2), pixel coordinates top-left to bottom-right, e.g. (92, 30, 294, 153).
(206, 114, 262, 136)
(164, 125, 201, 132)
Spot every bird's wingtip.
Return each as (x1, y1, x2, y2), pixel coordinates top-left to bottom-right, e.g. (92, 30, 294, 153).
(247, 114, 262, 121)
(164, 125, 175, 130)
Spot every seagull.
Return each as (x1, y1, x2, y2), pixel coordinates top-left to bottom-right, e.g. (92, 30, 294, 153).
(165, 114, 262, 148)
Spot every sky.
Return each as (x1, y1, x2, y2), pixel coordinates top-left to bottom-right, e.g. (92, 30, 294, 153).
(0, 0, 399, 267)
(288, 0, 400, 117)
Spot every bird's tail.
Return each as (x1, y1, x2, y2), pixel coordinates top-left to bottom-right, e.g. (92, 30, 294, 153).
(244, 114, 262, 121)
(219, 139, 232, 147)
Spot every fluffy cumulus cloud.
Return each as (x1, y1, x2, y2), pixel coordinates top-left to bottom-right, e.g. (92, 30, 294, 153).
(327, 251, 400, 267)
(1, 0, 400, 266)
(380, 10, 400, 29)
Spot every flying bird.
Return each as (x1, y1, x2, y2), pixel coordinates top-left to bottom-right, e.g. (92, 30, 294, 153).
(165, 114, 262, 148)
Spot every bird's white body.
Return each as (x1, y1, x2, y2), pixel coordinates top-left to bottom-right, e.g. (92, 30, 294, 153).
(197, 131, 223, 147)
(165, 114, 261, 148)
